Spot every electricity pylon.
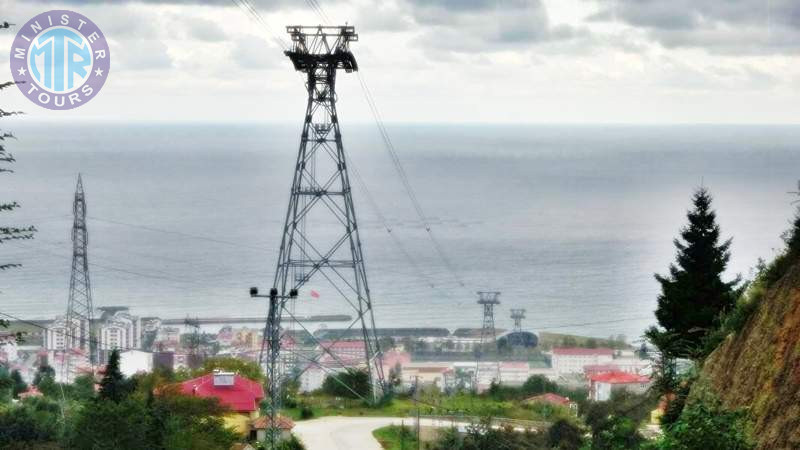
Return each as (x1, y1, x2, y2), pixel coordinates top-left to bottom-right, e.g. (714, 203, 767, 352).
(475, 291, 500, 389)
(63, 174, 95, 382)
(257, 25, 384, 447)
(510, 308, 525, 333)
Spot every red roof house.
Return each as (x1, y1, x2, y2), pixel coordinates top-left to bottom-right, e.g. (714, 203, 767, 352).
(177, 371, 265, 413)
(589, 371, 650, 401)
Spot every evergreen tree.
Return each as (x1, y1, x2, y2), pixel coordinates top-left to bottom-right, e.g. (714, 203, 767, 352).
(10, 370, 26, 398)
(647, 187, 739, 358)
(99, 349, 127, 402)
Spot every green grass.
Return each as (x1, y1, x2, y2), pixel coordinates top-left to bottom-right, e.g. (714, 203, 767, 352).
(372, 425, 418, 450)
(283, 392, 573, 423)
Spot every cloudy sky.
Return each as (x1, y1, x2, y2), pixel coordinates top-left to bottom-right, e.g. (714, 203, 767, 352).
(1, 0, 798, 123)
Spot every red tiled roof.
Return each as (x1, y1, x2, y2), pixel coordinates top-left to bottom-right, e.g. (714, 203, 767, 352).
(177, 373, 265, 413)
(251, 415, 295, 430)
(553, 347, 614, 356)
(589, 371, 650, 384)
(526, 393, 571, 406)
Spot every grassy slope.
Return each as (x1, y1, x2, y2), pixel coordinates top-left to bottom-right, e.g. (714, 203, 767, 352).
(693, 262, 800, 449)
(372, 425, 419, 450)
(284, 393, 573, 424)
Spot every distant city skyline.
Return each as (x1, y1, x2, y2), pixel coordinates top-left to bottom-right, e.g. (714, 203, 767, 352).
(1, 0, 798, 123)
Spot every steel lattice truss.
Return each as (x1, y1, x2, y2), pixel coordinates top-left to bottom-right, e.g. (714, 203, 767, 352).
(261, 26, 385, 438)
(475, 291, 501, 386)
(62, 174, 95, 381)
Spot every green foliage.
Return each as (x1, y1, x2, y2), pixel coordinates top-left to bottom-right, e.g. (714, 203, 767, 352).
(321, 369, 371, 400)
(372, 424, 417, 450)
(0, 397, 62, 447)
(646, 399, 753, 450)
(427, 419, 548, 450)
(99, 349, 129, 402)
(649, 187, 739, 359)
(592, 415, 644, 450)
(584, 390, 656, 439)
(272, 434, 306, 450)
(762, 203, 800, 285)
(9, 369, 26, 398)
(69, 396, 152, 449)
(191, 356, 265, 382)
(33, 365, 55, 387)
(548, 419, 584, 449)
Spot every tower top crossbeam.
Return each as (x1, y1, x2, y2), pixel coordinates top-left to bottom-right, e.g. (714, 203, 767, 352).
(477, 291, 501, 305)
(285, 25, 358, 73)
(510, 309, 526, 320)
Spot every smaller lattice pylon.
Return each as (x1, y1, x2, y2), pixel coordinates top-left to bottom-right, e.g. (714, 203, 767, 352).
(510, 308, 526, 333)
(475, 291, 501, 389)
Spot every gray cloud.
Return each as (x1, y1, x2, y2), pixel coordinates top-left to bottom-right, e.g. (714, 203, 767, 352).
(402, 0, 585, 53)
(589, 0, 800, 54)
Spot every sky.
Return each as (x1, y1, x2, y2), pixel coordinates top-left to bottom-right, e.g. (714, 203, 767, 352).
(0, 0, 799, 123)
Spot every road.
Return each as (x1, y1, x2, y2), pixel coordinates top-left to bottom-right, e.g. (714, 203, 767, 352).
(292, 416, 468, 450)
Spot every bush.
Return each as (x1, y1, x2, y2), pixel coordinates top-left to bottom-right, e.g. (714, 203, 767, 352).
(299, 403, 314, 419)
(548, 419, 584, 449)
(321, 369, 371, 400)
(647, 399, 753, 449)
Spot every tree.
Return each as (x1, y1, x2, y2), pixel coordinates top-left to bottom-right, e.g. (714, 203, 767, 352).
(99, 349, 128, 402)
(647, 187, 739, 359)
(650, 399, 752, 450)
(592, 415, 644, 450)
(10, 369, 26, 398)
(0, 81, 33, 273)
(192, 356, 264, 382)
(321, 369, 371, 400)
(548, 419, 584, 449)
(33, 365, 55, 387)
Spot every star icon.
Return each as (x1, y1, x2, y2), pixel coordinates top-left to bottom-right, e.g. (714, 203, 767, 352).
(16, 67, 26, 76)
(94, 68, 104, 77)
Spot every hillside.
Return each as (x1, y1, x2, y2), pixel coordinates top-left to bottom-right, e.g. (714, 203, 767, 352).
(692, 259, 800, 449)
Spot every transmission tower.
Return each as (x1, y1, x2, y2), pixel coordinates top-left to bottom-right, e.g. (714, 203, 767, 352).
(475, 291, 500, 389)
(184, 316, 203, 369)
(256, 25, 384, 447)
(510, 308, 525, 333)
(63, 174, 95, 382)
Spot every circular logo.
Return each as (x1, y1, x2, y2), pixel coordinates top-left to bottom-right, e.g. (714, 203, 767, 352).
(9, 10, 110, 110)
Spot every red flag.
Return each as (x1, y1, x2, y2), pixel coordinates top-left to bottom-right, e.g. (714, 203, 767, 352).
(310, 290, 320, 299)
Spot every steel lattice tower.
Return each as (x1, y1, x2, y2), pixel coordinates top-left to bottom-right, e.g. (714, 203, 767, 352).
(259, 25, 384, 444)
(475, 291, 500, 388)
(510, 308, 525, 333)
(63, 174, 95, 381)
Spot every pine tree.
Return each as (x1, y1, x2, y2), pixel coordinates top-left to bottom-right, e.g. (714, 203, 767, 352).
(647, 187, 739, 358)
(99, 349, 127, 402)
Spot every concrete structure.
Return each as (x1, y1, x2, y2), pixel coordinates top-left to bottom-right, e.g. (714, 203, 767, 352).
(551, 347, 614, 376)
(589, 371, 651, 401)
(0, 332, 19, 363)
(119, 349, 153, 377)
(97, 307, 142, 351)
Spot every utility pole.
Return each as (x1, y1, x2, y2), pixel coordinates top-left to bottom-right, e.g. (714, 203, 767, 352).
(414, 375, 420, 450)
(184, 316, 202, 369)
(63, 174, 95, 382)
(475, 291, 500, 390)
(251, 287, 297, 449)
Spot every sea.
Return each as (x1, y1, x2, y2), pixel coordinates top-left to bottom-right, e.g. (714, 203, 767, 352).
(2, 121, 799, 343)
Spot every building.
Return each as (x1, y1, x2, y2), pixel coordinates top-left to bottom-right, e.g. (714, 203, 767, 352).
(589, 371, 651, 401)
(0, 332, 19, 363)
(400, 362, 452, 388)
(44, 316, 88, 351)
(250, 415, 295, 442)
(176, 370, 265, 435)
(96, 307, 142, 352)
(551, 347, 614, 376)
(498, 361, 531, 386)
(316, 340, 366, 364)
(119, 349, 153, 377)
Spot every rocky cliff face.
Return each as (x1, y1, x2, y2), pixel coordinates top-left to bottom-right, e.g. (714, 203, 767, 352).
(695, 261, 800, 449)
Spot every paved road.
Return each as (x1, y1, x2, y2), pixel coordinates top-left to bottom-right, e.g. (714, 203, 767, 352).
(292, 416, 467, 450)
